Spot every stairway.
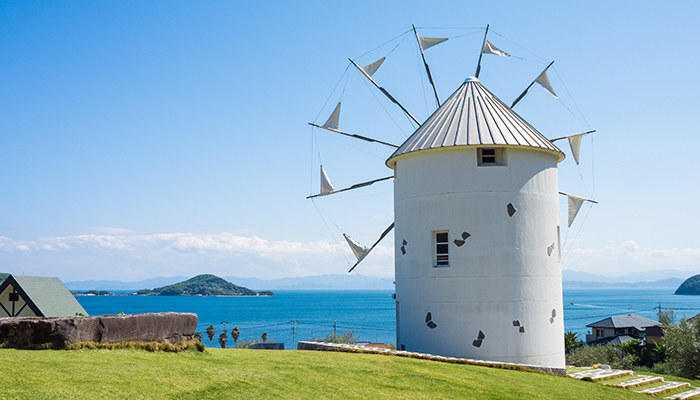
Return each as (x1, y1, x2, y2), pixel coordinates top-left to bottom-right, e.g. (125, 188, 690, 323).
(569, 368, 700, 399)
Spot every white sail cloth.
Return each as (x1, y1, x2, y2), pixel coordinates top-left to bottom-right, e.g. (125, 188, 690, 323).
(322, 103, 341, 130)
(418, 36, 448, 51)
(343, 234, 369, 261)
(320, 166, 336, 195)
(481, 39, 510, 57)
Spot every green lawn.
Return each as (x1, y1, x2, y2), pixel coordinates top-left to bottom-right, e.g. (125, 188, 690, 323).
(0, 348, 646, 399)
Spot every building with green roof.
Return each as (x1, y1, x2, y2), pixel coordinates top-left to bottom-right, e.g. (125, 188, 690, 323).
(0, 275, 88, 317)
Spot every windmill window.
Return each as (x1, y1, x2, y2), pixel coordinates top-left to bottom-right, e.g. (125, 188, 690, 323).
(434, 231, 449, 267)
(478, 148, 506, 166)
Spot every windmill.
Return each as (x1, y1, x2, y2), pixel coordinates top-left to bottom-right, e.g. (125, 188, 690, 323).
(308, 26, 596, 371)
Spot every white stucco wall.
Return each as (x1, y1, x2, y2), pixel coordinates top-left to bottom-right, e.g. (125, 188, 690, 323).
(392, 146, 565, 368)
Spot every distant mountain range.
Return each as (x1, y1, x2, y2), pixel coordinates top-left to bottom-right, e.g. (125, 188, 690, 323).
(62, 270, 697, 291)
(65, 274, 395, 291)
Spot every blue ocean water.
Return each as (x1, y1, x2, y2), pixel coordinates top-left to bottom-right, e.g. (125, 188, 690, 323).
(77, 288, 700, 349)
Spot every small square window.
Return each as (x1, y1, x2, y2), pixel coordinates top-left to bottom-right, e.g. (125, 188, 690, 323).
(478, 148, 506, 166)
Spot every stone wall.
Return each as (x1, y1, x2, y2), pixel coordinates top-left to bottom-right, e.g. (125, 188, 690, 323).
(0, 312, 197, 349)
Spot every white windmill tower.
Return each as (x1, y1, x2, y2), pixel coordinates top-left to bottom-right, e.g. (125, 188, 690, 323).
(308, 26, 596, 372)
(387, 75, 566, 369)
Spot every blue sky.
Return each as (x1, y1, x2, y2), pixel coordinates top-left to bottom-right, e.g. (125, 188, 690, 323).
(2, 1, 699, 282)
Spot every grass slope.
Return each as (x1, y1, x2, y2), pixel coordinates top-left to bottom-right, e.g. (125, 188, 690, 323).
(0, 348, 645, 399)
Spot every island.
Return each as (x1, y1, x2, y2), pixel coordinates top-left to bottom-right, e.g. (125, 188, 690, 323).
(136, 274, 274, 296)
(675, 274, 700, 295)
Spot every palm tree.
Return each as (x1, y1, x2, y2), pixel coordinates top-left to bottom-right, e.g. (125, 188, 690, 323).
(564, 331, 580, 354)
(206, 325, 215, 347)
(261, 332, 268, 343)
(218, 332, 228, 348)
(231, 327, 240, 346)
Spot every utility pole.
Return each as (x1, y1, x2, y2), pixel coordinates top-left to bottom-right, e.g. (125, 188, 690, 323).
(334, 320, 337, 336)
(291, 319, 300, 349)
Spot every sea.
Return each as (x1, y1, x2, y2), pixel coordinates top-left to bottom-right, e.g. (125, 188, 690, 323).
(76, 288, 700, 350)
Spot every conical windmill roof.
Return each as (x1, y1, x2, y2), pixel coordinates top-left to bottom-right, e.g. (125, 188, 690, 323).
(386, 77, 564, 168)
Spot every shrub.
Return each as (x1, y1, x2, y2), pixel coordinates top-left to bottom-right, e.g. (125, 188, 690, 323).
(566, 344, 622, 368)
(64, 340, 204, 353)
(234, 339, 261, 349)
(311, 330, 360, 344)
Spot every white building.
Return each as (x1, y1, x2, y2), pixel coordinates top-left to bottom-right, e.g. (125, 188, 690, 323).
(386, 77, 566, 369)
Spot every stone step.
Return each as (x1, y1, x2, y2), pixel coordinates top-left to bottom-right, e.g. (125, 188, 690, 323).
(613, 375, 662, 389)
(637, 381, 690, 395)
(569, 368, 633, 381)
(666, 387, 700, 399)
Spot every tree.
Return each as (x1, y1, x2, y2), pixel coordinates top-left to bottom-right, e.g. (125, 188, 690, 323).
(206, 325, 215, 347)
(231, 327, 240, 346)
(193, 332, 202, 343)
(261, 332, 268, 343)
(564, 331, 582, 354)
(659, 307, 676, 326)
(218, 332, 228, 348)
(663, 317, 700, 379)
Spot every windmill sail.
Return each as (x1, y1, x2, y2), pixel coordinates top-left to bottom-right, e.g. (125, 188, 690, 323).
(481, 39, 510, 57)
(348, 222, 394, 273)
(568, 134, 583, 165)
(343, 234, 369, 261)
(418, 36, 448, 51)
(550, 130, 595, 165)
(511, 61, 555, 108)
(413, 24, 445, 107)
(361, 57, 385, 78)
(559, 192, 598, 227)
(535, 69, 557, 98)
(349, 58, 421, 126)
(320, 166, 336, 195)
(307, 176, 393, 199)
(322, 102, 341, 130)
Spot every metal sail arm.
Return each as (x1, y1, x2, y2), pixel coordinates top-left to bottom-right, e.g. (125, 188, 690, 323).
(511, 61, 555, 108)
(307, 176, 394, 199)
(308, 123, 399, 148)
(558, 192, 598, 204)
(412, 24, 441, 107)
(348, 58, 421, 126)
(474, 24, 489, 78)
(550, 130, 596, 142)
(348, 222, 395, 273)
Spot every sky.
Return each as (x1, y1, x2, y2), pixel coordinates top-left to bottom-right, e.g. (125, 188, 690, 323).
(1, 1, 700, 282)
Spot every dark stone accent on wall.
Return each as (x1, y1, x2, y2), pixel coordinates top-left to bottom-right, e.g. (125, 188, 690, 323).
(425, 312, 432, 323)
(427, 321, 437, 329)
(402, 239, 407, 246)
(519, 326, 525, 333)
(472, 339, 482, 347)
(400, 246, 406, 255)
(453, 239, 465, 247)
(512, 320, 520, 327)
(552, 309, 556, 318)
(507, 203, 516, 217)
(461, 232, 471, 240)
(0, 312, 197, 349)
(477, 330, 485, 340)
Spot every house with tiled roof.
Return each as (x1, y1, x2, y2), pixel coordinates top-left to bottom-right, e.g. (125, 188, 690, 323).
(585, 314, 660, 347)
(0, 274, 87, 317)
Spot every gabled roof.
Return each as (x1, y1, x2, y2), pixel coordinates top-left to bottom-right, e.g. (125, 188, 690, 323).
(0, 274, 88, 317)
(586, 314, 660, 331)
(386, 77, 564, 168)
(588, 334, 643, 346)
